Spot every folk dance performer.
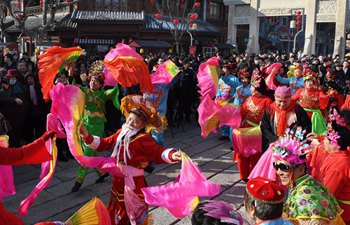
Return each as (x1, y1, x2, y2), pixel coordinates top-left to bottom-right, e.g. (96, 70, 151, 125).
(78, 95, 181, 225)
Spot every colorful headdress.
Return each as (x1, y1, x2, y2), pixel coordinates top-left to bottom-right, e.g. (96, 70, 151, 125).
(200, 200, 246, 225)
(88, 60, 105, 83)
(246, 177, 284, 204)
(275, 86, 292, 98)
(251, 74, 263, 88)
(121, 94, 161, 127)
(303, 69, 318, 82)
(327, 107, 350, 150)
(272, 126, 312, 165)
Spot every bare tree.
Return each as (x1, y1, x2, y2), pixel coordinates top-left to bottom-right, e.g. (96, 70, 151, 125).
(153, 0, 200, 54)
(2, 0, 81, 42)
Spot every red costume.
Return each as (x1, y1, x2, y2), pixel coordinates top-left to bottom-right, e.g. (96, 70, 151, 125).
(85, 129, 176, 225)
(292, 88, 329, 119)
(0, 132, 53, 225)
(313, 148, 350, 223)
(236, 95, 273, 180)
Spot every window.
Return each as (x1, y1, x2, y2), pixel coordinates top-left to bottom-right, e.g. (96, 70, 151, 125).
(209, 1, 220, 19)
(96, 0, 128, 11)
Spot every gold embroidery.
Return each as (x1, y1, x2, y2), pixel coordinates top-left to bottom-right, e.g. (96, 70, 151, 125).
(246, 98, 264, 122)
(299, 89, 320, 109)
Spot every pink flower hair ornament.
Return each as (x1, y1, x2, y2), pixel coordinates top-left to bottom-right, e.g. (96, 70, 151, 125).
(201, 200, 247, 225)
(272, 127, 312, 165)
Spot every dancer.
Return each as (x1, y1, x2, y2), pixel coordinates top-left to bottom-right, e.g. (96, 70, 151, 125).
(72, 60, 120, 192)
(78, 95, 181, 225)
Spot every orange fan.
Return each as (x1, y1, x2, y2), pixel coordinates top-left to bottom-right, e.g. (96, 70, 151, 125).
(103, 43, 152, 93)
(38, 46, 84, 101)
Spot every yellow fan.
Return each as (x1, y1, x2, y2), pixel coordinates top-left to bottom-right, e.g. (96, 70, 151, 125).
(66, 197, 110, 225)
(35, 197, 110, 225)
(203, 115, 220, 137)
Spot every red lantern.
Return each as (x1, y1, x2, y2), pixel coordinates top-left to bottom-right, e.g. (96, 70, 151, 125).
(189, 23, 193, 28)
(173, 18, 179, 25)
(194, 2, 200, 7)
(17, 2, 21, 8)
(296, 11, 302, 15)
(296, 21, 301, 26)
(296, 15, 302, 21)
(39, 0, 43, 6)
(190, 14, 197, 20)
(66, 0, 71, 2)
(155, 13, 161, 19)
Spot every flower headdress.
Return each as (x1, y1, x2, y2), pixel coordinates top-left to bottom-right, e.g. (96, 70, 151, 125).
(303, 69, 318, 82)
(251, 72, 263, 88)
(201, 200, 247, 225)
(272, 126, 312, 165)
(88, 60, 105, 83)
(327, 107, 350, 150)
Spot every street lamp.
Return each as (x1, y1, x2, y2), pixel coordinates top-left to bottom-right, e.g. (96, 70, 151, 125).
(290, 9, 305, 53)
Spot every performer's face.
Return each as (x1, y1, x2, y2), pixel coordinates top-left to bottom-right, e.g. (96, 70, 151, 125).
(274, 160, 293, 186)
(294, 69, 302, 78)
(275, 96, 291, 110)
(89, 77, 102, 91)
(304, 80, 315, 89)
(126, 113, 145, 130)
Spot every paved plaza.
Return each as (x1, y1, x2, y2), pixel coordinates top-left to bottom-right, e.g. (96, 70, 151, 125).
(3, 122, 253, 224)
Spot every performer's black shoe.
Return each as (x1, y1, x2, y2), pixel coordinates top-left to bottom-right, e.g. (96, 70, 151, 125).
(95, 173, 110, 183)
(71, 181, 82, 192)
(144, 165, 155, 174)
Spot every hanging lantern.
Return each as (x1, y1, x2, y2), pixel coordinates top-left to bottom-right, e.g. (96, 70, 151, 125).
(194, 2, 201, 7)
(295, 21, 301, 26)
(189, 23, 193, 28)
(140, 48, 144, 54)
(296, 10, 302, 15)
(190, 14, 197, 20)
(155, 13, 161, 19)
(39, 0, 43, 6)
(173, 18, 179, 25)
(168, 49, 173, 54)
(66, 0, 72, 2)
(296, 15, 302, 21)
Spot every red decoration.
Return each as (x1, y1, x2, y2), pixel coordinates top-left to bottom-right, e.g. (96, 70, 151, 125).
(296, 15, 302, 21)
(18, 14, 23, 22)
(296, 10, 302, 15)
(155, 13, 161, 19)
(246, 177, 284, 204)
(173, 18, 179, 25)
(39, 0, 43, 6)
(189, 23, 193, 28)
(66, 0, 71, 2)
(194, 2, 201, 7)
(190, 14, 198, 20)
(296, 21, 301, 26)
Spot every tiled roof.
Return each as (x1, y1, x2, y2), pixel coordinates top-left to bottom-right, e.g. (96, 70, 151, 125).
(57, 14, 77, 30)
(144, 14, 221, 34)
(71, 10, 144, 22)
(76, 38, 115, 45)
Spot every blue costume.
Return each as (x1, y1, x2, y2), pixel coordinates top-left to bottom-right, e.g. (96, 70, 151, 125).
(146, 76, 179, 145)
(276, 75, 304, 94)
(258, 217, 293, 225)
(233, 84, 251, 106)
(216, 74, 241, 138)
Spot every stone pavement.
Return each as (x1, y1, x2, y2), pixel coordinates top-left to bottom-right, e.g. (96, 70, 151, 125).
(3, 122, 253, 225)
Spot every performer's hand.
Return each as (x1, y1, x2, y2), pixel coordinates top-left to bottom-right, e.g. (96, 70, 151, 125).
(42, 131, 56, 141)
(306, 133, 320, 140)
(78, 122, 89, 139)
(171, 151, 182, 162)
(15, 98, 23, 105)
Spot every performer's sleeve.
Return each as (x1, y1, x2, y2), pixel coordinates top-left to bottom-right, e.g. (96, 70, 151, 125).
(85, 131, 119, 152)
(322, 169, 345, 197)
(105, 85, 120, 109)
(292, 88, 301, 101)
(0, 132, 53, 165)
(296, 104, 312, 134)
(318, 91, 329, 110)
(260, 108, 278, 151)
(140, 135, 177, 164)
(275, 74, 291, 85)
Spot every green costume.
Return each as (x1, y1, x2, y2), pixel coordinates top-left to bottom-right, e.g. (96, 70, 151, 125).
(284, 174, 344, 224)
(76, 85, 120, 183)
